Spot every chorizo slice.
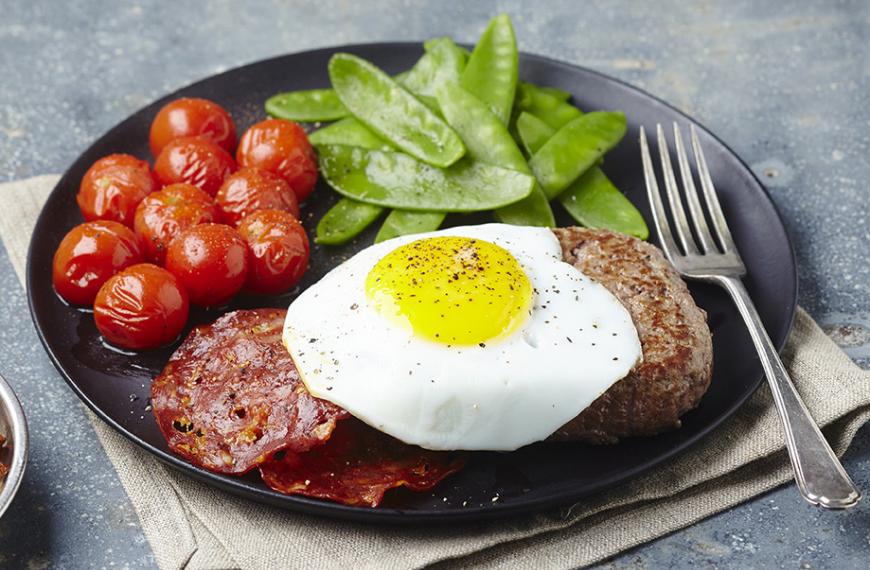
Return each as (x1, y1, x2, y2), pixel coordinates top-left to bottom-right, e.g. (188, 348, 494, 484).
(260, 418, 464, 507)
(151, 308, 347, 474)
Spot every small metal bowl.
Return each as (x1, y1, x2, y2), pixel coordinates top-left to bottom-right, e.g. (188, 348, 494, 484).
(0, 372, 27, 518)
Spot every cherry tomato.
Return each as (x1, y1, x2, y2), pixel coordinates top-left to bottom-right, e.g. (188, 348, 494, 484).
(94, 263, 189, 350)
(134, 183, 220, 264)
(236, 119, 317, 202)
(52, 221, 144, 305)
(214, 167, 300, 226)
(237, 210, 310, 294)
(77, 154, 159, 226)
(149, 97, 237, 157)
(165, 223, 248, 307)
(154, 136, 236, 196)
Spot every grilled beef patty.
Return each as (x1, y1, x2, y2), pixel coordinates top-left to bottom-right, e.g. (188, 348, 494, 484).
(550, 227, 713, 444)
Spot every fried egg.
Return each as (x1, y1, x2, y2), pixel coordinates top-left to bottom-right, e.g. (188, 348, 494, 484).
(283, 224, 641, 451)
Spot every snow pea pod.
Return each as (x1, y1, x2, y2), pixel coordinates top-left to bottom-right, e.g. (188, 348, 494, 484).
(516, 111, 647, 238)
(312, 120, 388, 244)
(558, 168, 649, 240)
(317, 144, 534, 212)
(515, 82, 582, 130)
(264, 50, 438, 124)
(315, 198, 384, 245)
(515, 111, 556, 156)
(329, 53, 465, 168)
(518, 82, 572, 103)
(529, 111, 627, 198)
(401, 37, 467, 101)
(309, 117, 393, 150)
(460, 13, 518, 125)
(424, 38, 470, 56)
(312, 121, 448, 244)
(374, 209, 446, 243)
(265, 89, 348, 122)
(437, 82, 554, 227)
(357, 39, 466, 239)
(495, 181, 554, 227)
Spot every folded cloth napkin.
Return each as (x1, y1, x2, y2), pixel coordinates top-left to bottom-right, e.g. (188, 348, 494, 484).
(2, 175, 868, 570)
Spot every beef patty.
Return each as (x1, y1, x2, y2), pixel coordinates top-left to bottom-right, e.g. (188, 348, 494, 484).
(550, 227, 713, 444)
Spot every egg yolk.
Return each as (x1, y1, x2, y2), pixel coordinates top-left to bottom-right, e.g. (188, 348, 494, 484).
(365, 236, 533, 345)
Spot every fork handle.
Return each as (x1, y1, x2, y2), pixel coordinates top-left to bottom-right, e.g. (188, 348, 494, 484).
(715, 276, 860, 509)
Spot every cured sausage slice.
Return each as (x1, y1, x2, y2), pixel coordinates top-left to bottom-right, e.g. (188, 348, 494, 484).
(151, 308, 347, 474)
(260, 418, 464, 507)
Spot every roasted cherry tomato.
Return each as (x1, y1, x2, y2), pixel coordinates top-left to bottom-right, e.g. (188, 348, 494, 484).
(149, 97, 237, 157)
(52, 221, 144, 305)
(77, 154, 159, 226)
(134, 183, 220, 264)
(154, 136, 236, 196)
(165, 223, 248, 307)
(236, 119, 317, 202)
(215, 167, 300, 226)
(237, 210, 310, 294)
(94, 263, 189, 350)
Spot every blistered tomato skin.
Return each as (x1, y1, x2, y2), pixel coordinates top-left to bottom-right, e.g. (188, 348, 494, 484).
(165, 223, 248, 307)
(93, 263, 189, 350)
(215, 167, 300, 226)
(77, 154, 159, 226)
(149, 98, 237, 157)
(237, 210, 310, 294)
(236, 119, 317, 202)
(154, 136, 237, 196)
(52, 221, 144, 306)
(134, 183, 220, 264)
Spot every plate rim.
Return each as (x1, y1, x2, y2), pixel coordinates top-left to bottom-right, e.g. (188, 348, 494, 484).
(26, 42, 798, 524)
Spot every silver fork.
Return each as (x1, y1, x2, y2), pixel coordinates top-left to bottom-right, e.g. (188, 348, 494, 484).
(640, 123, 860, 509)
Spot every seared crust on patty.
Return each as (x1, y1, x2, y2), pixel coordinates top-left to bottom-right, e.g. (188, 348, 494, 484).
(549, 227, 713, 444)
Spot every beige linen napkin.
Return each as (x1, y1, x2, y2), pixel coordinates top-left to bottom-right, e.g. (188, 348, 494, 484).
(3, 175, 869, 569)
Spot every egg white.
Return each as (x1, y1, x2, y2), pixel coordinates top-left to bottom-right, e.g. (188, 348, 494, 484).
(283, 224, 642, 451)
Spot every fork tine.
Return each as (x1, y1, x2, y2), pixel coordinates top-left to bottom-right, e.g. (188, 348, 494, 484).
(673, 123, 716, 253)
(656, 124, 700, 255)
(690, 125, 738, 253)
(640, 126, 681, 264)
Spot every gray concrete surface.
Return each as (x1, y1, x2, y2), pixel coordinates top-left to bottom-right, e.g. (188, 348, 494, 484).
(0, 0, 868, 567)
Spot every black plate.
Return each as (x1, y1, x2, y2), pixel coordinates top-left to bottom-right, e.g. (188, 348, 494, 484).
(27, 43, 796, 523)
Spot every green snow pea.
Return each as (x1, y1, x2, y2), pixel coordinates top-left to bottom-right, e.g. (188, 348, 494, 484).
(398, 38, 467, 115)
(517, 82, 571, 103)
(315, 198, 384, 245)
(265, 89, 348, 122)
(515, 111, 557, 156)
(329, 53, 465, 168)
(515, 82, 582, 130)
(460, 13, 518, 125)
(309, 117, 393, 150)
(438, 82, 526, 171)
(358, 39, 467, 239)
(311, 120, 450, 244)
(516, 111, 647, 238)
(529, 111, 627, 198)
(312, 120, 388, 244)
(495, 181, 554, 227)
(558, 168, 649, 240)
(401, 37, 467, 101)
(424, 38, 470, 56)
(317, 144, 534, 212)
(374, 209, 446, 243)
(263, 44, 451, 123)
(264, 47, 444, 124)
(437, 82, 554, 227)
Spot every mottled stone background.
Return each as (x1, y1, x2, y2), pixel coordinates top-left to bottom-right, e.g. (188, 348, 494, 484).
(0, 0, 868, 567)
